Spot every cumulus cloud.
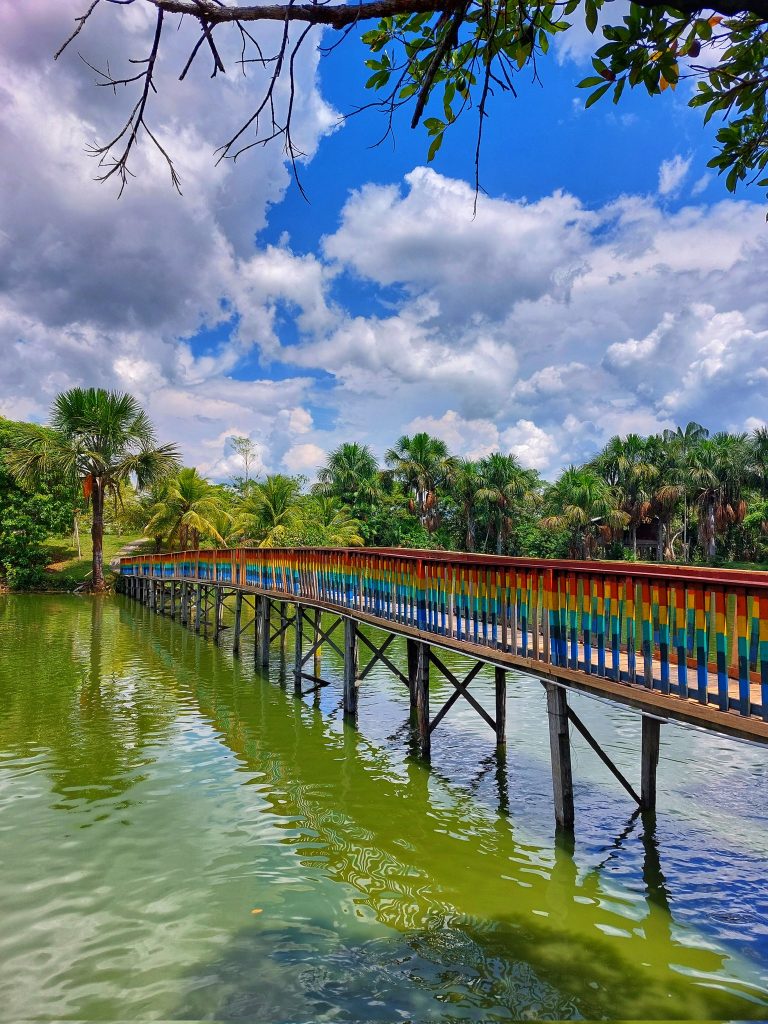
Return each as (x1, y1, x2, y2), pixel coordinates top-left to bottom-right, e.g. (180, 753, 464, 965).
(3, 10, 768, 488)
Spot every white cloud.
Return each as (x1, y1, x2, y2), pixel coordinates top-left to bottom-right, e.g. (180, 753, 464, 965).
(658, 154, 692, 197)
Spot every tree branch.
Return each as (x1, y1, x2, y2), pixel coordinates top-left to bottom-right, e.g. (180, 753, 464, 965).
(150, 0, 768, 24)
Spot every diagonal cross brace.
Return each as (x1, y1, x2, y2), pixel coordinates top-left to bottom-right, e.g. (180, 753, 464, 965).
(428, 657, 489, 733)
(428, 651, 495, 733)
(357, 630, 409, 688)
(566, 705, 642, 806)
(300, 615, 344, 666)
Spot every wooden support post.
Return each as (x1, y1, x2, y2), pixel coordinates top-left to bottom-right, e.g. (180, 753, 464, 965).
(257, 597, 270, 668)
(279, 603, 288, 658)
(412, 641, 430, 758)
(294, 605, 303, 692)
(170, 582, 177, 618)
(194, 584, 203, 633)
(545, 682, 574, 832)
(495, 667, 507, 749)
(160, 582, 166, 615)
(641, 715, 662, 813)
(213, 587, 223, 644)
(343, 618, 359, 719)
(407, 638, 419, 721)
(314, 608, 323, 678)
(180, 582, 188, 626)
(233, 591, 243, 657)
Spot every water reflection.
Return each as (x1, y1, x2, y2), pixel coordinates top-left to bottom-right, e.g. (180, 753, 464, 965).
(121, 598, 768, 1019)
(0, 594, 765, 1021)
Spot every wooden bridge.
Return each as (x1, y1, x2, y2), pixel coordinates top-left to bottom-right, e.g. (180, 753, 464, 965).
(117, 547, 768, 832)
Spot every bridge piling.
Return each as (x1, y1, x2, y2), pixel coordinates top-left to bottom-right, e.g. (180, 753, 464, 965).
(343, 618, 359, 719)
(411, 640, 430, 759)
(293, 605, 303, 692)
(641, 716, 662, 812)
(545, 682, 575, 832)
(495, 667, 507, 749)
(194, 584, 203, 633)
(233, 591, 243, 656)
(213, 588, 223, 644)
(257, 597, 270, 668)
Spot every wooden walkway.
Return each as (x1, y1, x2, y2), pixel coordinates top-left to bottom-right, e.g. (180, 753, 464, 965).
(118, 547, 768, 831)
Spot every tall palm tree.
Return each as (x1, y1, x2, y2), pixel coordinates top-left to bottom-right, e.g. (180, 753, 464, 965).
(315, 442, 381, 503)
(476, 452, 539, 555)
(7, 388, 179, 590)
(661, 421, 709, 560)
(231, 474, 302, 547)
(450, 459, 483, 551)
(689, 432, 752, 559)
(385, 432, 456, 532)
(541, 467, 628, 558)
(591, 434, 657, 556)
(750, 426, 768, 498)
(144, 467, 230, 549)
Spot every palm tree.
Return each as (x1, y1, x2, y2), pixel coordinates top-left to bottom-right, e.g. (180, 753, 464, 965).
(476, 452, 539, 555)
(450, 459, 483, 551)
(750, 426, 768, 497)
(315, 442, 381, 503)
(661, 421, 709, 560)
(231, 474, 302, 547)
(591, 434, 658, 556)
(7, 388, 179, 590)
(689, 432, 752, 560)
(305, 496, 364, 546)
(385, 432, 457, 532)
(144, 467, 230, 549)
(541, 467, 628, 558)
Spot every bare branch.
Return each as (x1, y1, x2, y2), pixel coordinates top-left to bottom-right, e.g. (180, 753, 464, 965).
(54, 0, 103, 60)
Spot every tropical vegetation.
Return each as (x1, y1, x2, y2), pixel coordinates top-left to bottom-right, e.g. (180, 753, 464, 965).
(3, 393, 768, 592)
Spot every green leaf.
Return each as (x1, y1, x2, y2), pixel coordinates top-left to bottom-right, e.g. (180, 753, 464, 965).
(577, 75, 605, 88)
(427, 133, 443, 161)
(585, 82, 611, 108)
(585, 0, 598, 34)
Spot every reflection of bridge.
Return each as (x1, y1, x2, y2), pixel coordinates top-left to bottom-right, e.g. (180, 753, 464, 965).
(118, 547, 768, 831)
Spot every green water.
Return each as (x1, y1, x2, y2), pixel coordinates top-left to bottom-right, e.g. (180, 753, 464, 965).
(1, 594, 767, 1021)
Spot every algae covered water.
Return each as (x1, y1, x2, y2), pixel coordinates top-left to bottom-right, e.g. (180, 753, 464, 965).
(0, 593, 767, 1021)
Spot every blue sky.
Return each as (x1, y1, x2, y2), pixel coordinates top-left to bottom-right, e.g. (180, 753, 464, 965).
(2, 1, 766, 482)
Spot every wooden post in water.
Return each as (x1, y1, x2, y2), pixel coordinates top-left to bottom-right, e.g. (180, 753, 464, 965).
(233, 591, 243, 657)
(194, 584, 203, 633)
(545, 682, 574, 832)
(257, 597, 270, 668)
(411, 641, 430, 758)
(406, 638, 419, 722)
(180, 582, 189, 626)
(495, 667, 507, 749)
(641, 715, 661, 813)
(170, 582, 177, 618)
(343, 618, 359, 719)
(160, 582, 166, 615)
(294, 604, 303, 692)
(213, 587, 223, 644)
(313, 608, 323, 678)
(279, 603, 288, 659)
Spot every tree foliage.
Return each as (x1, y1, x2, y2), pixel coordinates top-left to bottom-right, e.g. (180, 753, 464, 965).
(56, 0, 768, 203)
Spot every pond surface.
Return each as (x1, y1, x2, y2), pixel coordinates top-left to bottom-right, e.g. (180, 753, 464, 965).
(0, 593, 767, 1021)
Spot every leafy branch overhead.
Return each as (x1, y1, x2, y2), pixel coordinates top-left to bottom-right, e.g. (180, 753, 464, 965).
(59, 0, 768, 200)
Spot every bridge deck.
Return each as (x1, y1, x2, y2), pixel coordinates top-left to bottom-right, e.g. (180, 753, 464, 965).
(119, 547, 768, 746)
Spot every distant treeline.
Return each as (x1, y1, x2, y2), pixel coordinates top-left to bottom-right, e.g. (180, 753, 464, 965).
(3, 405, 768, 592)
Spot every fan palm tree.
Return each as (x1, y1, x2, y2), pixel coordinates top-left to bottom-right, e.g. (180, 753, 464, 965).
(689, 432, 753, 559)
(385, 432, 457, 532)
(231, 474, 302, 547)
(541, 467, 628, 558)
(7, 388, 179, 590)
(591, 434, 658, 556)
(144, 467, 230, 549)
(477, 452, 540, 555)
(315, 442, 381, 503)
(661, 421, 709, 561)
(450, 459, 483, 551)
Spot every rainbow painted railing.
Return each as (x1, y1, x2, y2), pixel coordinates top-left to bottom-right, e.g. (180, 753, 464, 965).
(119, 548, 768, 721)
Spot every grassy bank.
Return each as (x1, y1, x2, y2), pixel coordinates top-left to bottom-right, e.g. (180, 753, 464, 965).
(40, 533, 151, 590)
